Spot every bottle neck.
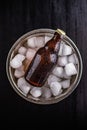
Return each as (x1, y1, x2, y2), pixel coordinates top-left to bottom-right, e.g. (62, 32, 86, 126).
(45, 32, 61, 53)
(53, 32, 61, 42)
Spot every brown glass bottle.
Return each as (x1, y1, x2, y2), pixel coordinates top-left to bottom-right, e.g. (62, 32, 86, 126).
(25, 30, 62, 87)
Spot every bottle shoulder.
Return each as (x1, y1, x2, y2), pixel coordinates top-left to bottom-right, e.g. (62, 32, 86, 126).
(45, 40, 60, 53)
(37, 47, 46, 54)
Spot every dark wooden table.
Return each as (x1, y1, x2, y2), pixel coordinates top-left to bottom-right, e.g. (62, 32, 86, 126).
(0, 0, 86, 128)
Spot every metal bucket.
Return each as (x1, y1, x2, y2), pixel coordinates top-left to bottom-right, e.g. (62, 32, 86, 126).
(6, 29, 83, 104)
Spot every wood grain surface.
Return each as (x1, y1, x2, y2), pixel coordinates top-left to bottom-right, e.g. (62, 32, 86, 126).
(0, 0, 86, 127)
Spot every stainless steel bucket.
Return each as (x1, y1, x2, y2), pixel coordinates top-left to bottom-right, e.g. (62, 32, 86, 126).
(6, 29, 83, 104)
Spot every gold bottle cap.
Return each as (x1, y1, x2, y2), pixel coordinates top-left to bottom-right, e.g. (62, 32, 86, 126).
(56, 29, 66, 35)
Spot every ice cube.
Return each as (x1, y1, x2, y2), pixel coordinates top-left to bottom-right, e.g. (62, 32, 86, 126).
(61, 79, 70, 89)
(15, 54, 25, 61)
(63, 70, 71, 79)
(26, 48, 36, 60)
(62, 44, 72, 56)
(19, 85, 30, 95)
(64, 63, 77, 76)
(17, 77, 29, 88)
(68, 54, 75, 64)
(42, 88, 52, 99)
(17, 77, 31, 95)
(52, 66, 64, 78)
(58, 41, 65, 56)
(58, 56, 68, 66)
(14, 69, 25, 78)
(27, 37, 37, 48)
(45, 36, 52, 43)
(10, 54, 25, 68)
(50, 82, 62, 96)
(18, 46, 27, 55)
(10, 59, 22, 69)
(30, 87, 42, 98)
(47, 74, 61, 85)
(36, 36, 45, 47)
(68, 53, 78, 64)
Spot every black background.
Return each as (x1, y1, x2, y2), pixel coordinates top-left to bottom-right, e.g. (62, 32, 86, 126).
(0, 0, 87, 128)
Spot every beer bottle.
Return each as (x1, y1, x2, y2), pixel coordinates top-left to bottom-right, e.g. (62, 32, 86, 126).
(25, 29, 65, 87)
